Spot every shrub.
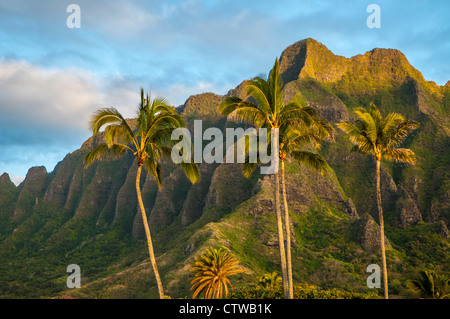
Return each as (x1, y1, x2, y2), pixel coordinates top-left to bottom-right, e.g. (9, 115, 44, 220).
(228, 284, 380, 299)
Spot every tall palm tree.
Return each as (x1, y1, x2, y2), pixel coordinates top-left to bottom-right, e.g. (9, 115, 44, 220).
(279, 116, 333, 298)
(408, 268, 449, 299)
(84, 88, 199, 299)
(219, 58, 325, 298)
(338, 102, 419, 299)
(190, 247, 244, 299)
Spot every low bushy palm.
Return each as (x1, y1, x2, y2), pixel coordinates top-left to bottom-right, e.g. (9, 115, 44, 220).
(408, 268, 449, 299)
(190, 247, 243, 299)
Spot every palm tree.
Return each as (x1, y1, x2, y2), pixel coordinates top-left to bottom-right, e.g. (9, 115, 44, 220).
(190, 247, 244, 299)
(338, 102, 419, 299)
(84, 88, 199, 299)
(219, 58, 327, 299)
(279, 116, 333, 298)
(258, 271, 281, 289)
(408, 268, 449, 299)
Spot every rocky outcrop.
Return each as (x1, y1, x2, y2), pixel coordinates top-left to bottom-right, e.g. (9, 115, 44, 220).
(394, 187, 422, 228)
(12, 166, 48, 222)
(355, 214, 390, 251)
(182, 92, 224, 121)
(429, 187, 450, 225)
(43, 153, 79, 211)
(279, 38, 350, 84)
(148, 167, 192, 231)
(0, 173, 18, 231)
(180, 162, 219, 226)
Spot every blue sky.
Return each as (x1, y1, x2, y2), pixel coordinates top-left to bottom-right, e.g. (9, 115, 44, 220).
(0, 0, 449, 185)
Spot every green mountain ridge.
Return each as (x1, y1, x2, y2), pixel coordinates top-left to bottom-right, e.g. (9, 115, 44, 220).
(0, 38, 448, 299)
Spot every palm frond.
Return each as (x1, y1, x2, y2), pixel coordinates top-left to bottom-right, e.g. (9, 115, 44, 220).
(358, 111, 378, 144)
(104, 124, 135, 147)
(144, 158, 163, 189)
(289, 150, 329, 175)
(268, 58, 283, 115)
(368, 102, 383, 125)
(84, 143, 129, 168)
(219, 96, 243, 116)
(179, 161, 200, 184)
(245, 80, 272, 115)
(383, 147, 416, 164)
(284, 130, 322, 149)
(228, 105, 268, 127)
(280, 98, 316, 127)
(89, 107, 134, 137)
(381, 112, 405, 136)
(385, 120, 420, 147)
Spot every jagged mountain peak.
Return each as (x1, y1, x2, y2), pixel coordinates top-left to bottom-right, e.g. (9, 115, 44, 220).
(0, 172, 12, 184)
(279, 38, 348, 84)
(24, 166, 47, 180)
(278, 38, 436, 90)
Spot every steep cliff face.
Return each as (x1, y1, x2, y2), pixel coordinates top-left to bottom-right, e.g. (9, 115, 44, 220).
(12, 166, 48, 223)
(0, 173, 17, 235)
(276, 38, 449, 229)
(0, 38, 448, 298)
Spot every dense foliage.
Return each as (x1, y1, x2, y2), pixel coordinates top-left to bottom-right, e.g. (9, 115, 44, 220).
(228, 284, 379, 299)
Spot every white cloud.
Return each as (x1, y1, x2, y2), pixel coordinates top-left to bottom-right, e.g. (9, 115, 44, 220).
(0, 59, 141, 178)
(0, 59, 229, 179)
(0, 59, 139, 131)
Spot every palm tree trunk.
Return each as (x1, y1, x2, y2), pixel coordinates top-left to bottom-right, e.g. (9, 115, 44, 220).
(136, 164, 165, 299)
(376, 158, 389, 299)
(281, 160, 294, 299)
(273, 129, 289, 298)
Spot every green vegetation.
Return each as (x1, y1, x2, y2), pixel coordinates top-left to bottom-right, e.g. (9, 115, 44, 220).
(228, 284, 379, 299)
(0, 38, 448, 300)
(407, 267, 449, 299)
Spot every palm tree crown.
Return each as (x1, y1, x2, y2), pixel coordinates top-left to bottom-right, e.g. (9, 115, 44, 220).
(220, 59, 318, 131)
(84, 88, 199, 185)
(190, 247, 244, 299)
(337, 102, 419, 163)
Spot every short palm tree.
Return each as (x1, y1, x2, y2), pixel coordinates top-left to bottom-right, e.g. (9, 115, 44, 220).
(190, 247, 244, 299)
(338, 102, 419, 299)
(258, 271, 282, 289)
(408, 268, 449, 299)
(84, 88, 199, 299)
(219, 58, 331, 299)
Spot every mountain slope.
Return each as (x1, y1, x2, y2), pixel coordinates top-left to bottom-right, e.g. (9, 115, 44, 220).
(0, 38, 448, 299)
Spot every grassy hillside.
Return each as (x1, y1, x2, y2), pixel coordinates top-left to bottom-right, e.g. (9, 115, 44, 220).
(0, 38, 448, 299)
